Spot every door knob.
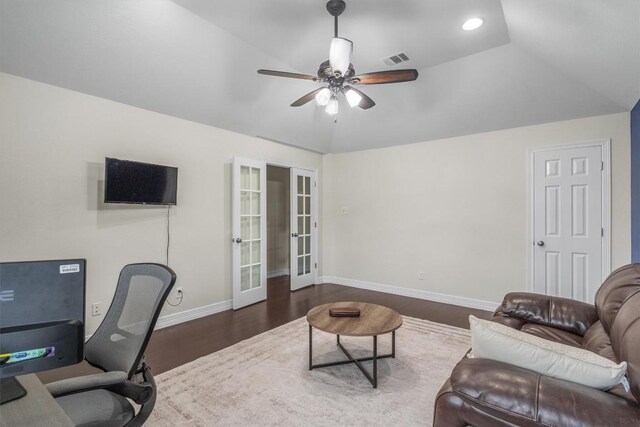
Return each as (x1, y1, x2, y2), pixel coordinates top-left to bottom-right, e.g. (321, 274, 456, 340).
(291, 233, 299, 238)
(537, 241, 545, 247)
(234, 237, 242, 243)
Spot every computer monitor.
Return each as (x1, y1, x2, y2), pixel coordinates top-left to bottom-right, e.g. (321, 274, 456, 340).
(0, 259, 85, 404)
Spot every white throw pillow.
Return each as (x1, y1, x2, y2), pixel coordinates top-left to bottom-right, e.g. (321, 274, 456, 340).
(469, 315, 627, 390)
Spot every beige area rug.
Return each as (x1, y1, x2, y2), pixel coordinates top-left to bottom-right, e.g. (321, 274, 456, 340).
(148, 316, 470, 426)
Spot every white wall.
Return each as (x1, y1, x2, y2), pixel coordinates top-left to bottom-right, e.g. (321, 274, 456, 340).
(1, 72, 633, 328)
(266, 166, 290, 276)
(322, 113, 631, 305)
(0, 73, 322, 333)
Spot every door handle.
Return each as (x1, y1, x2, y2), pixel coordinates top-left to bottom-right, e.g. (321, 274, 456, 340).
(234, 237, 242, 243)
(291, 233, 299, 238)
(537, 241, 545, 247)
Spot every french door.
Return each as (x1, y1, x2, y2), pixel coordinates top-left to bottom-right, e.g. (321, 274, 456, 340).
(232, 158, 267, 309)
(290, 168, 317, 290)
(532, 145, 604, 302)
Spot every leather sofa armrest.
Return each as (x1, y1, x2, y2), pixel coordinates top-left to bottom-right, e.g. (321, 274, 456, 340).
(433, 379, 467, 427)
(450, 357, 640, 427)
(499, 292, 598, 336)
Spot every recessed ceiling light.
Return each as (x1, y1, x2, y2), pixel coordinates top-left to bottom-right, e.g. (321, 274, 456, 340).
(462, 17, 484, 31)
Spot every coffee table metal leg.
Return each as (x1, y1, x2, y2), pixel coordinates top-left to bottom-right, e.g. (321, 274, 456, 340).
(392, 330, 396, 358)
(309, 324, 313, 370)
(309, 330, 395, 388)
(373, 335, 378, 388)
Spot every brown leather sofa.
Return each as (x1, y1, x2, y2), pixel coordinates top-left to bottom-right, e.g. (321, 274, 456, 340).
(433, 263, 640, 426)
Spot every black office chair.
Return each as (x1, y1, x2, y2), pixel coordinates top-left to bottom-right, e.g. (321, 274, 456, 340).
(46, 263, 176, 427)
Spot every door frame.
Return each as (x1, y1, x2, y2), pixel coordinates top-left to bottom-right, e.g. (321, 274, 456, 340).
(265, 160, 319, 289)
(526, 139, 611, 293)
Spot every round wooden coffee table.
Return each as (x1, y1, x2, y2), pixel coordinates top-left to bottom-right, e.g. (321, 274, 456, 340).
(306, 302, 403, 388)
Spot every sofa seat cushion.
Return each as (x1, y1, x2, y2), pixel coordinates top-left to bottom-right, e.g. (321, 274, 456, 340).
(520, 323, 583, 348)
(450, 358, 640, 427)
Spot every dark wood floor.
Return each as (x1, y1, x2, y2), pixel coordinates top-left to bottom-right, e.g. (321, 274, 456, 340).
(38, 277, 491, 384)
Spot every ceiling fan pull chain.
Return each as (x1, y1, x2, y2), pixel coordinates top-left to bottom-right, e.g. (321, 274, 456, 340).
(334, 15, 338, 37)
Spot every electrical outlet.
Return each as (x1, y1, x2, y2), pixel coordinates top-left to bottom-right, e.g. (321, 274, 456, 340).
(417, 272, 424, 280)
(91, 302, 101, 316)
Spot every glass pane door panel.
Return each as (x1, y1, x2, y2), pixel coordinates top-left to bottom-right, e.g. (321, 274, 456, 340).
(251, 241, 260, 263)
(241, 217, 250, 240)
(251, 193, 260, 215)
(241, 242, 250, 265)
(304, 177, 311, 195)
(298, 256, 304, 276)
(305, 197, 310, 216)
(298, 196, 304, 215)
(305, 236, 311, 255)
(251, 265, 261, 289)
(251, 168, 260, 191)
(305, 255, 311, 274)
(251, 217, 260, 239)
(241, 166, 250, 190)
(298, 237, 304, 256)
(241, 266, 250, 291)
(241, 192, 250, 215)
(305, 216, 311, 235)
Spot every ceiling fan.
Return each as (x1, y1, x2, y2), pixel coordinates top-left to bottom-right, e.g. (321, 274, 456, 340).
(257, 0, 419, 115)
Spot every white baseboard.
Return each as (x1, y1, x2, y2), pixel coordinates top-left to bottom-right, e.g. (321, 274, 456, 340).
(319, 276, 500, 312)
(86, 299, 232, 341)
(155, 299, 232, 330)
(85, 275, 497, 340)
(267, 269, 290, 279)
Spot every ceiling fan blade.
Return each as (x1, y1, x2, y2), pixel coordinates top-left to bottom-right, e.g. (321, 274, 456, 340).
(257, 69, 318, 81)
(347, 87, 375, 109)
(291, 88, 324, 107)
(352, 69, 418, 85)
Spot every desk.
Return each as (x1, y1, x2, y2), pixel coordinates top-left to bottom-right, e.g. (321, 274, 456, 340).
(0, 374, 73, 427)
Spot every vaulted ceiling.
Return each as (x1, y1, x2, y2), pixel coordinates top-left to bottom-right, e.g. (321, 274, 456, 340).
(1, 0, 638, 153)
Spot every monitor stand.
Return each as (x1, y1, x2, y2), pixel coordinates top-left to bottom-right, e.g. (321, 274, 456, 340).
(0, 377, 27, 404)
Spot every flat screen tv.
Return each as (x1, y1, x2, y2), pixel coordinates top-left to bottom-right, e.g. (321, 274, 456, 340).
(105, 158, 178, 205)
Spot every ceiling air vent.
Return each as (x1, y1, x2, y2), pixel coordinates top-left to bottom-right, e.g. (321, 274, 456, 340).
(382, 52, 410, 67)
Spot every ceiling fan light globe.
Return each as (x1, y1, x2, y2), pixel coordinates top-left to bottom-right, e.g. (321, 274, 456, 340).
(325, 98, 339, 115)
(345, 89, 362, 107)
(329, 37, 353, 76)
(315, 88, 331, 106)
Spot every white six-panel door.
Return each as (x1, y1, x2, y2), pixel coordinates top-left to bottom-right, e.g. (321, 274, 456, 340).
(533, 146, 603, 302)
(290, 168, 317, 291)
(232, 158, 267, 309)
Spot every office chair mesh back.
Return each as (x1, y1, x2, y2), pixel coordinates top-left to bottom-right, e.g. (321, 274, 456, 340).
(84, 263, 176, 377)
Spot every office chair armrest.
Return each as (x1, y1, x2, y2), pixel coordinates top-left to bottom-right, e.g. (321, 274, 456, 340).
(107, 379, 154, 406)
(46, 371, 128, 397)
